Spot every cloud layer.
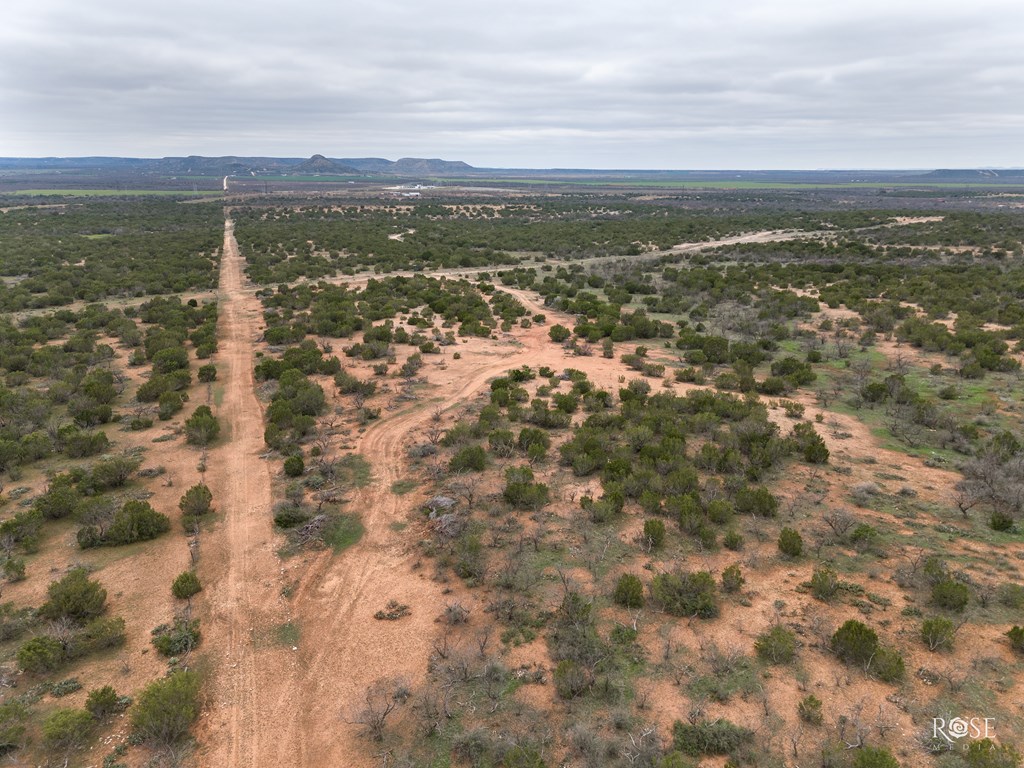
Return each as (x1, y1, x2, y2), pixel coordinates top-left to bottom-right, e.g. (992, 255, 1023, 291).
(2, 0, 1022, 168)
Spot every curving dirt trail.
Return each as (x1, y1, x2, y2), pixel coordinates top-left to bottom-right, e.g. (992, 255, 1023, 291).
(263, 288, 598, 766)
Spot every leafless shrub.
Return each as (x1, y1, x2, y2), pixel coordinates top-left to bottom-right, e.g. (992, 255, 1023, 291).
(346, 677, 411, 742)
(443, 601, 470, 625)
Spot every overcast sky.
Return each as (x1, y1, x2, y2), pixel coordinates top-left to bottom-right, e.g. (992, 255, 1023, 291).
(1, 0, 1022, 169)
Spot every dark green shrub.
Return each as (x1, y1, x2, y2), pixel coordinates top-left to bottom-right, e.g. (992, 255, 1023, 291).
(735, 486, 778, 518)
(131, 669, 201, 746)
(517, 427, 550, 455)
(63, 429, 110, 457)
(16, 635, 64, 674)
(273, 503, 309, 528)
(964, 738, 1022, 768)
(798, 694, 823, 725)
(642, 518, 666, 549)
(79, 455, 140, 493)
(755, 624, 797, 664)
(452, 532, 486, 582)
(283, 455, 304, 477)
(809, 567, 840, 601)
(921, 616, 956, 651)
(197, 364, 217, 382)
(612, 574, 644, 608)
(932, 578, 970, 612)
(706, 499, 734, 525)
(0, 701, 28, 753)
(85, 685, 123, 719)
(488, 429, 516, 457)
(502, 466, 550, 509)
(721, 564, 744, 593)
(3, 558, 25, 583)
(171, 571, 202, 600)
(1007, 625, 1024, 653)
(39, 568, 106, 622)
(650, 570, 718, 618)
(999, 584, 1024, 609)
(871, 646, 905, 682)
(778, 527, 803, 557)
(33, 479, 80, 520)
(178, 483, 213, 516)
(852, 746, 901, 768)
(449, 445, 487, 472)
(157, 390, 184, 420)
(671, 719, 753, 756)
(792, 422, 829, 463)
(850, 523, 882, 554)
(831, 619, 879, 666)
(151, 618, 201, 657)
(553, 659, 590, 699)
(101, 500, 171, 546)
(151, 346, 189, 374)
(184, 405, 220, 446)
(990, 511, 1014, 532)
(42, 708, 94, 751)
(722, 530, 744, 551)
(548, 325, 571, 343)
(68, 617, 126, 658)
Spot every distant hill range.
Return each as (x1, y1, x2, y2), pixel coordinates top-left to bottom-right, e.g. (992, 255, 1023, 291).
(0, 156, 1022, 184)
(0, 154, 475, 177)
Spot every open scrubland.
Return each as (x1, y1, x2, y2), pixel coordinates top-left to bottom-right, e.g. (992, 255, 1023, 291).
(0, 183, 1022, 768)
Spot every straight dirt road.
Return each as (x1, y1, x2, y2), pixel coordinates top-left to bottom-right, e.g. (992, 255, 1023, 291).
(199, 217, 283, 766)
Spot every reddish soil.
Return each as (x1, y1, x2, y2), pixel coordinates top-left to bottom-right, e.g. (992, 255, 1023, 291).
(196, 218, 283, 766)
(191, 220, 1011, 767)
(193, 225, 689, 765)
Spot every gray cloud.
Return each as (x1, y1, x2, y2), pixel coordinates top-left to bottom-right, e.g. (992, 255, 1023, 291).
(1, 0, 1022, 167)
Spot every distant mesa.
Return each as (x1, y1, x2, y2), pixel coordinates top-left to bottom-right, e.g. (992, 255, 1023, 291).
(292, 154, 359, 175)
(337, 157, 475, 174)
(392, 157, 473, 174)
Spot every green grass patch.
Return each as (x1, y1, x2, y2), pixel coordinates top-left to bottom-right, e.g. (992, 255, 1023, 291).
(274, 621, 301, 647)
(324, 513, 364, 553)
(390, 478, 419, 495)
(338, 454, 373, 488)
